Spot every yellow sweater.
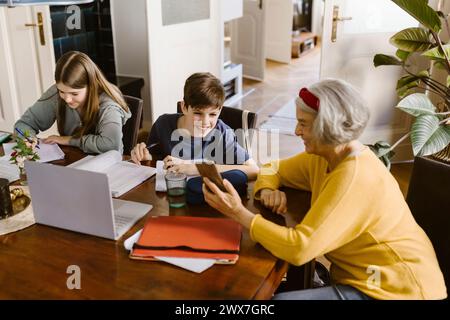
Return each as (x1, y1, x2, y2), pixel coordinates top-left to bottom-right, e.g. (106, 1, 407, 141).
(252, 148, 447, 300)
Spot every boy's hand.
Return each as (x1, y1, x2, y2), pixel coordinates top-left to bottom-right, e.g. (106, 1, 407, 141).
(163, 155, 188, 169)
(167, 163, 199, 176)
(164, 156, 199, 175)
(130, 142, 151, 165)
(259, 189, 287, 215)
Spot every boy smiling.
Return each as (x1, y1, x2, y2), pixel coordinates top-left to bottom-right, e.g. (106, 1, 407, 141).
(130, 72, 259, 180)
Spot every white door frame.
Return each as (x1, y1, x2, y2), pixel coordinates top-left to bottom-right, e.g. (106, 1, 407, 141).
(0, 5, 55, 132)
(231, 0, 266, 81)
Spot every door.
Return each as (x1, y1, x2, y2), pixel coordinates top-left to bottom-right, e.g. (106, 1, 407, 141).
(0, 5, 55, 132)
(320, 0, 419, 161)
(231, 0, 266, 81)
(265, 0, 293, 63)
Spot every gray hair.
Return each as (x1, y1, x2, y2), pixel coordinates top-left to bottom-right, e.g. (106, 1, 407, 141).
(296, 78, 370, 145)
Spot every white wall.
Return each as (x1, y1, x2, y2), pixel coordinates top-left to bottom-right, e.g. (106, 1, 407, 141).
(311, 0, 324, 37)
(146, 0, 222, 123)
(111, 0, 152, 126)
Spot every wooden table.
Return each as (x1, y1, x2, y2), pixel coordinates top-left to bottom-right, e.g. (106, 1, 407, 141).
(0, 146, 312, 299)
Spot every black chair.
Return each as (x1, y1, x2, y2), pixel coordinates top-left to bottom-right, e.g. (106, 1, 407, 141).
(122, 95, 143, 155)
(176, 101, 257, 152)
(406, 156, 450, 296)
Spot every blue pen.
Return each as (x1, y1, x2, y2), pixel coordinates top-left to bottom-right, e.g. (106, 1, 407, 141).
(15, 128, 40, 149)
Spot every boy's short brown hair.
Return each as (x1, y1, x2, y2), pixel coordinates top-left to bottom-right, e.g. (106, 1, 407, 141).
(183, 72, 225, 109)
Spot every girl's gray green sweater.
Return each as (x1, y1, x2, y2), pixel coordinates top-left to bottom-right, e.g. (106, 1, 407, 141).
(14, 85, 131, 154)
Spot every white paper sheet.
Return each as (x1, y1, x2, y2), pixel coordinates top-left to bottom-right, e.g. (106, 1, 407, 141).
(0, 160, 20, 182)
(155, 161, 167, 192)
(2, 142, 65, 163)
(124, 228, 216, 273)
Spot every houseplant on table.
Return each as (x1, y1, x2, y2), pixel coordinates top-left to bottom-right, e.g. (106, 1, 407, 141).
(9, 130, 40, 185)
(372, 0, 450, 166)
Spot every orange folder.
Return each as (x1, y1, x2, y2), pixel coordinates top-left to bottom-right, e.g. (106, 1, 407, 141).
(130, 216, 242, 264)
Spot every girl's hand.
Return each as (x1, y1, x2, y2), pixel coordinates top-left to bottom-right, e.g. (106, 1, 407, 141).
(41, 135, 72, 146)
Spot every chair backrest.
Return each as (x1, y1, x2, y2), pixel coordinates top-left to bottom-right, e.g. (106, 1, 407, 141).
(122, 95, 143, 155)
(176, 102, 257, 153)
(406, 156, 450, 294)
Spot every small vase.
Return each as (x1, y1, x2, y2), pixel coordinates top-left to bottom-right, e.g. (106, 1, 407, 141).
(19, 167, 27, 186)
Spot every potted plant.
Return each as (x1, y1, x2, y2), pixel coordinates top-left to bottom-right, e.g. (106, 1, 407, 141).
(372, 0, 450, 292)
(372, 0, 450, 166)
(9, 130, 40, 185)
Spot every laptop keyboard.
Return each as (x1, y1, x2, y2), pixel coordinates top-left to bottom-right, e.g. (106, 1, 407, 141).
(114, 214, 133, 233)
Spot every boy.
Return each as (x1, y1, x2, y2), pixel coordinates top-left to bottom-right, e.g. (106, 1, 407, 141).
(130, 72, 259, 180)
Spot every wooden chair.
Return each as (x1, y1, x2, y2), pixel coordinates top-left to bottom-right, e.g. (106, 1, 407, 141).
(122, 95, 143, 155)
(176, 101, 257, 153)
(406, 156, 450, 295)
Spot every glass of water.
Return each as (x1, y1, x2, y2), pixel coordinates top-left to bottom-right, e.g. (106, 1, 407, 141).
(165, 172, 187, 208)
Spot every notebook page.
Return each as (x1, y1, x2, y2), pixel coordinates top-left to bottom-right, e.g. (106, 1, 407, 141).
(105, 161, 156, 197)
(69, 150, 121, 173)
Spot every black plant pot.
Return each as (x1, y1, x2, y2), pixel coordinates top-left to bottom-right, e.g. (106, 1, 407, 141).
(406, 156, 450, 295)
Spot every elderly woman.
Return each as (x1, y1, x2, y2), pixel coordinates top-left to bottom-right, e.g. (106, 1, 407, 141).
(202, 79, 447, 300)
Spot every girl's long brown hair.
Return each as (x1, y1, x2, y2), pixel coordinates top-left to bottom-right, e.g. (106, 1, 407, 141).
(55, 51, 129, 138)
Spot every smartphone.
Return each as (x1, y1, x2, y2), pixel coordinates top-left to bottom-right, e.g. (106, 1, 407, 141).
(195, 161, 226, 192)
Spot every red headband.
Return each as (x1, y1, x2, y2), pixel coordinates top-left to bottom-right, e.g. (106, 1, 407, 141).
(299, 88, 320, 111)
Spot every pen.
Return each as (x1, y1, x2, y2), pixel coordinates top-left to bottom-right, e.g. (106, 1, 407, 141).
(146, 142, 159, 150)
(15, 128, 40, 149)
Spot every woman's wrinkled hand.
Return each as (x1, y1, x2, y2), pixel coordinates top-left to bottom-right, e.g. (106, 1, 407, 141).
(259, 189, 287, 214)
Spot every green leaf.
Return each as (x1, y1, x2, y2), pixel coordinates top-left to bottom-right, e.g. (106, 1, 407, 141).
(433, 60, 447, 70)
(392, 0, 442, 33)
(411, 115, 450, 156)
(367, 141, 395, 169)
(396, 75, 419, 89)
(417, 70, 430, 78)
(396, 49, 411, 61)
(389, 27, 433, 52)
(373, 54, 403, 67)
(396, 76, 420, 98)
(447, 75, 450, 87)
(396, 75, 420, 98)
(422, 44, 450, 61)
(396, 93, 437, 116)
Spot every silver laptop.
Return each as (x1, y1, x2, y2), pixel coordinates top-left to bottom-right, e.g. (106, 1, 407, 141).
(25, 161, 152, 240)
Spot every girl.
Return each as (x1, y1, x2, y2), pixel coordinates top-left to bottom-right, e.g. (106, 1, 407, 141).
(15, 51, 131, 154)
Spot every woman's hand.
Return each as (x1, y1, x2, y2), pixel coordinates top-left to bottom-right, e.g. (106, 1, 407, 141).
(203, 178, 254, 229)
(131, 142, 152, 165)
(41, 135, 72, 146)
(259, 189, 287, 214)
